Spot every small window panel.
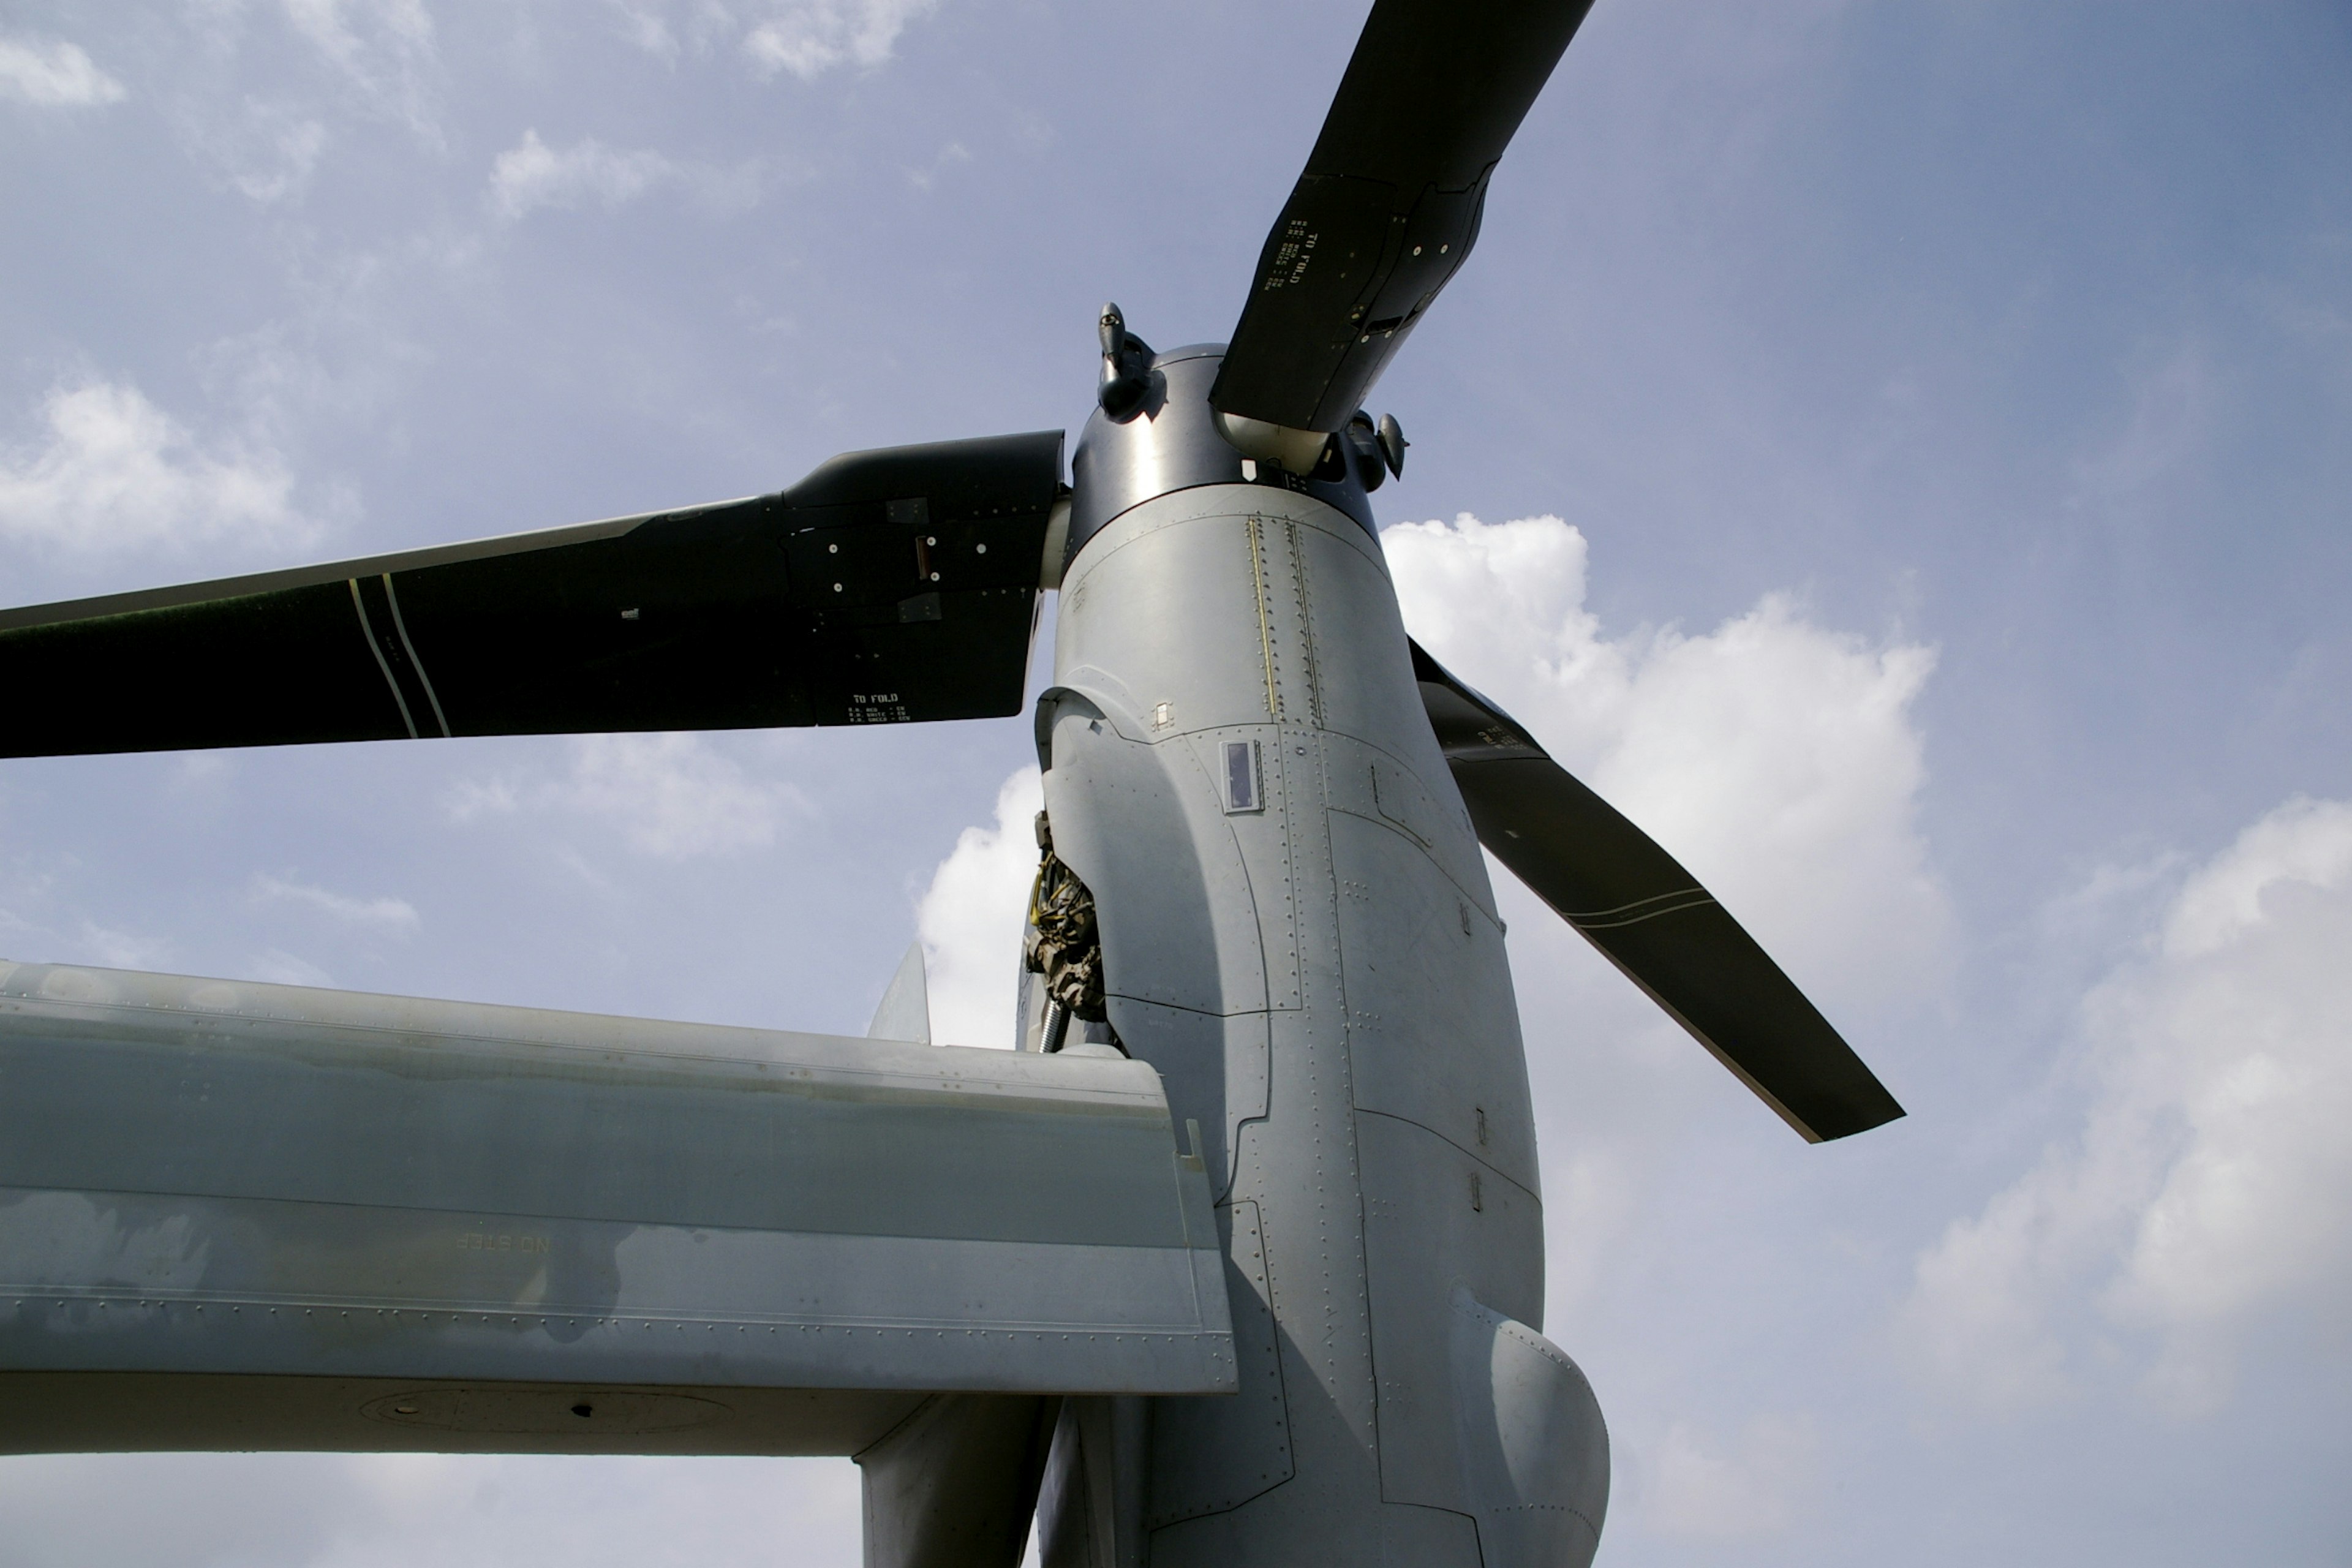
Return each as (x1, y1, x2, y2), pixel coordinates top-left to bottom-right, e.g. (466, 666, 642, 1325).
(1223, 739, 1262, 813)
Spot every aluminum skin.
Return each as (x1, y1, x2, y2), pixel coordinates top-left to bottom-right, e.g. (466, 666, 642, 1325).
(0, 959, 1231, 1456)
(1033, 351, 1608, 1568)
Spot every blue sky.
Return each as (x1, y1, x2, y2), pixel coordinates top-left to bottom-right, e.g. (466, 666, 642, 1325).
(1, 2, 2347, 1562)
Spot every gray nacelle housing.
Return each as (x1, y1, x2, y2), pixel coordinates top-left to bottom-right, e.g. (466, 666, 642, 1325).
(1065, 346, 1374, 571)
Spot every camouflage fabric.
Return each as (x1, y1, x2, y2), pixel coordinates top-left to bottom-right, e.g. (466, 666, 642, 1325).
(1025, 832, 1106, 1022)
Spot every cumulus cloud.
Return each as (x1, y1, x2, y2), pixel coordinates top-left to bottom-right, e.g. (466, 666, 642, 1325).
(742, 0, 937, 80)
(606, 0, 939, 81)
(0, 1451, 862, 1568)
(1534, 1141, 1642, 1316)
(249, 873, 420, 934)
(190, 101, 331, 205)
(278, 0, 440, 138)
(0, 379, 315, 559)
(74, 919, 171, 973)
(486, 129, 763, 221)
(606, 2, 685, 62)
(2068, 342, 2212, 515)
(247, 949, 336, 987)
(915, 766, 1042, 1049)
(564, 734, 805, 856)
(905, 139, 971, 191)
(1899, 796, 2352, 1416)
(1636, 1414, 1819, 1541)
(446, 734, 809, 859)
(489, 129, 675, 220)
(1385, 512, 1951, 1014)
(0, 35, 126, 107)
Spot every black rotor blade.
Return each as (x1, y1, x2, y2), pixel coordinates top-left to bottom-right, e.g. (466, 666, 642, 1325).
(0, 431, 1064, 758)
(1210, 0, 1597, 434)
(1411, 641, 1904, 1144)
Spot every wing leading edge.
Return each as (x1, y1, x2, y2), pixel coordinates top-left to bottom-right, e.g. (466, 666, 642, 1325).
(0, 957, 1230, 1456)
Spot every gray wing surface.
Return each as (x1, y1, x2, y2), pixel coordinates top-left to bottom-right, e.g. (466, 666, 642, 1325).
(0, 960, 1231, 1456)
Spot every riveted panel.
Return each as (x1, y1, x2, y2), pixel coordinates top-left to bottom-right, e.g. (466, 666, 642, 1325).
(1148, 1200, 1292, 1526)
(1357, 1113, 1544, 1514)
(1327, 809, 1537, 1194)
(1042, 692, 1270, 1018)
(0, 959, 1235, 1454)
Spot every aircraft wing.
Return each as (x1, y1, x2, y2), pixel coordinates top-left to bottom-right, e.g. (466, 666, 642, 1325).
(0, 959, 1231, 1456)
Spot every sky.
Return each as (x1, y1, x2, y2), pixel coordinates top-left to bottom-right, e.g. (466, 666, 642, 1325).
(1, 1, 2348, 1562)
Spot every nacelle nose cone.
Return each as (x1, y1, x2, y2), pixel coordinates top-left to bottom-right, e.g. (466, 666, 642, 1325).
(1066, 344, 1373, 573)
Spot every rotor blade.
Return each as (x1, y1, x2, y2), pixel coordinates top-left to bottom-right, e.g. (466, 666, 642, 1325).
(1209, 0, 1597, 434)
(0, 431, 1064, 758)
(1411, 641, 1904, 1143)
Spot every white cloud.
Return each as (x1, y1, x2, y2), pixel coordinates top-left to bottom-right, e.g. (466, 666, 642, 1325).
(249, 873, 420, 934)
(0, 1452, 862, 1568)
(248, 948, 336, 987)
(1636, 1414, 1819, 1542)
(1385, 512, 1951, 1014)
(905, 139, 971, 190)
(566, 734, 804, 856)
(192, 100, 331, 205)
(1899, 796, 2352, 1416)
(0, 379, 315, 558)
(595, 0, 937, 81)
(741, 0, 938, 80)
(1534, 1142, 1640, 1316)
(277, 0, 440, 138)
(0, 36, 126, 107)
(486, 129, 763, 221)
(489, 129, 675, 220)
(442, 774, 519, 822)
(2158, 800, 2352, 959)
(916, 766, 1041, 1050)
(606, 2, 683, 63)
(74, 919, 170, 973)
(447, 734, 808, 860)
(2068, 342, 2212, 515)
